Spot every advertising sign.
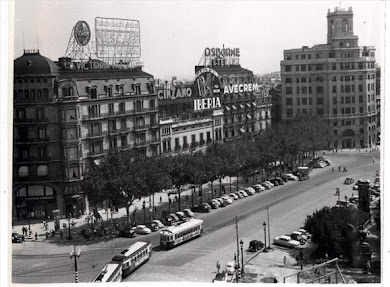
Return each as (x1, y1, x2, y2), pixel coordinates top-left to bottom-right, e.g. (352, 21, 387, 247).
(74, 21, 91, 46)
(157, 82, 193, 101)
(95, 17, 141, 59)
(194, 67, 222, 111)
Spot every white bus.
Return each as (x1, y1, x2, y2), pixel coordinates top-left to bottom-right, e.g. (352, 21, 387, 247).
(160, 218, 203, 250)
(111, 241, 152, 278)
(92, 262, 122, 283)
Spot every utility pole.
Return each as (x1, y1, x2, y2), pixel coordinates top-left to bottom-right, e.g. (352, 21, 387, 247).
(235, 216, 240, 273)
(267, 205, 271, 249)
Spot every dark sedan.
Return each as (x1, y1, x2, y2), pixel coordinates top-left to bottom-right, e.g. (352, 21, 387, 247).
(191, 203, 211, 213)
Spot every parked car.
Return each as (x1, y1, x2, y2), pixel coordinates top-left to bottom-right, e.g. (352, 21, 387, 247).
(221, 195, 233, 204)
(234, 191, 244, 198)
(134, 225, 152, 235)
(252, 184, 265, 192)
(146, 223, 159, 232)
(273, 235, 300, 248)
(248, 240, 264, 252)
(213, 271, 228, 282)
(289, 231, 307, 243)
(259, 182, 271, 189)
(118, 229, 136, 238)
(191, 203, 211, 213)
(225, 261, 236, 275)
(274, 177, 285, 185)
(229, 193, 239, 200)
(175, 211, 187, 221)
(183, 209, 195, 218)
(12, 233, 23, 243)
(297, 228, 311, 239)
(269, 179, 279, 186)
(238, 190, 248, 197)
(285, 173, 299, 181)
(168, 213, 180, 222)
(344, 178, 355, 185)
(279, 174, 289, 182)
(208, 200, 220, 209)
(152, 219, 165, 229)
(215, 198, 227, 207)
(313, 162, 327, 168)
(244, 187, 256, 195)
(265, 181, 275, 187)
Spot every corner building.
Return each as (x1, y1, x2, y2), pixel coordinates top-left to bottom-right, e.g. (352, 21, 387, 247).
(13, 52, 159, 219)
(280, 7, 377, 149)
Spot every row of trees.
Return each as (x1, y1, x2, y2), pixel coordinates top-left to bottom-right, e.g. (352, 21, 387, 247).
(82, 115, 333, 225)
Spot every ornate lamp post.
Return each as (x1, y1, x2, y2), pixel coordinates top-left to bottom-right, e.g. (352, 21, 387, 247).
(240, 239, 244, 274)
(68, 213, 72, 240)
(70, 245, 81, 283)
(263, 221, 268, 252)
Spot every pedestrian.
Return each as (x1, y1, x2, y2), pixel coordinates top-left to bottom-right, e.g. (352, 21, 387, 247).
(216, 261, 221, 273)
(331, 167, 334, 172)
(160, 196, 162, 203)
(43, 220, 46, 228)
(60, 229, 63, 239)
(175, 195, 178, 202)
(373, 157, 375, 163)
(51, 230, 55, 237)
(338, 166, 341, 172)
(366, 260, 371, 274)
(21, 234, 25, 243)
(35, 232, 38, 240)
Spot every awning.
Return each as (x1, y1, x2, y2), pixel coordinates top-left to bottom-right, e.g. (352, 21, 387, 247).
(240, 128, 245, 133)
(232, 105, 237, 110)
(94, 159, 101, 166)
(225, 106, 231, 111)
(246, 103, 251, 107)
(246, 114, 252, 119)
(240, 104, 245, 109)
(252, 102, 257, 107)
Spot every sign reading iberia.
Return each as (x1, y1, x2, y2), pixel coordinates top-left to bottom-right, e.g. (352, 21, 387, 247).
(194, 67, 222, 111)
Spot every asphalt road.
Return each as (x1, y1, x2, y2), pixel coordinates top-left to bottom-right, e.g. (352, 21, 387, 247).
(12, 150, 379, 283)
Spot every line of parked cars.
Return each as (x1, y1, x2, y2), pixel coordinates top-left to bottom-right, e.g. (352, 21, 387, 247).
(273, 228, 311, 248)
(190, 174, 301, 214)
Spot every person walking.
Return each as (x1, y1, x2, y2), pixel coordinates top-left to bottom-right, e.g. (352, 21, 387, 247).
(60, 229, 63, 239)
(338, 166, 341, 172)
(43, 220, 46, 229)
(35, 232, 38, 240)
(160, 196, 162, 203)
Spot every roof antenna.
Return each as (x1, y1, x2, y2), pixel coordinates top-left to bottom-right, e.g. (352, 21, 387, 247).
(37, 30, 39, 52)
(23, 32, 25, 52)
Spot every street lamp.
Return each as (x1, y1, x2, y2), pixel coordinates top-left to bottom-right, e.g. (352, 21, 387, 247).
(336, 188, 340, 203)
(28, 208, 31, 231)
(68, 213, 72, 240)
(168, 198, 171, 214)
(263, 221, 268, 252)
(70, 245, 81, 283)
(240, 239, 244, 274)
(192, 186, 195, 208)
(142, 202, 146, 225)
(345, 195, 348, 202)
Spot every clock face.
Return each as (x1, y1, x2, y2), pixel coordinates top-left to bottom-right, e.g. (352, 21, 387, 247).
(74, 21, 91, 46)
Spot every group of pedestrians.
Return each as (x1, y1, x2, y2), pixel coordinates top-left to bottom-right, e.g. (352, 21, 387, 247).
(331, 166, 348, 172)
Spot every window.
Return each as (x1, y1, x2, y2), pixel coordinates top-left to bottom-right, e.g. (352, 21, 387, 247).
(109, 137, 117, 149)
(334, 130, 338, 135)
(359, 95, 363, 103)
(285, 87, 292, 95)
(286, 98, 293, 105)
(119, 102, 126, 114)
(285, 65, 291, 72)
(67, 147, 78, 159)
(37, 127, 46, 139)
(67, 166, 79, 179)
(149, 99, 155, 109)
(108, 104, 114, 116)
(18, 166, 29, 177)
(302, 87, 307, 94)
(183, 136, 188, 146)
(345, 85, 351, 93)
(302, 98, 307, 105)
(207, 131, 211, 141)
(67, 127, 77, 140)
(301, 77, 307, 83)
(332, 64, 336, 70)
(286, 109, 293, 117)
(297, 98, 301, 105)
(332, 86, 336, 93)
(89, 87, 97, 99)
(295, 65, 300, 72)
(37, 165, 48, 177)
(317, 97, 324, 105)
(316, 86, 323, 93)
(301, 65, 306, 71)
(333, 108, 337, 115)
(296, 87, 300, 94)
(333, 97, 337, 104)
(308, 87, 312, 94)
(106, 85, 113, 97)
(285, 78, 292, 83)
(191, 134, 196, 144)
(16, 108, 26, 121)
(345, 96, 351, 104)
(175, 138, 180, 148)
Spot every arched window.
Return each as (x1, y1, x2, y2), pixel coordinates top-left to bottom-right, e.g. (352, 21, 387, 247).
(18, 166, 29, 177)
(37, 165, 48, 176)
(342, 19, 349, 32)
(330, 20, 335, 32)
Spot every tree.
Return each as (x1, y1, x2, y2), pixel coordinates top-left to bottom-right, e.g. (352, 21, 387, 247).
(304, 206, 369, 260)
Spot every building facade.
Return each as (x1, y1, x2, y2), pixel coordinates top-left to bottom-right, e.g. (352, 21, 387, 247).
(280, 7, 378, 149)
(13, 50, 63, 220)
(13, 52, 159, 219)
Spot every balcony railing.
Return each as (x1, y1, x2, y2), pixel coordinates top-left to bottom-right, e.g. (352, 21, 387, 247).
(86, 149, 108, 157)
(16, 156, 51, 163)
(133, 124, 150, 131)
(15, 137, 50, 143)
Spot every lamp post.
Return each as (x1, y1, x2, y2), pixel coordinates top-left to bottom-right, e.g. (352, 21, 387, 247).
(142, 202, 146, 225)
(345, 195, 348, 202)
(263, 221, 268, 252)
(68, 213, 72, 240)
(192, 187, 195, 208)
(28, 208, 31, 231)
(70, 244, 81, 283)
(168, 198, 171, 214)
(240, 239, 244, 274)
(267, 205, 271, 250)
(336, 188, 340, 203)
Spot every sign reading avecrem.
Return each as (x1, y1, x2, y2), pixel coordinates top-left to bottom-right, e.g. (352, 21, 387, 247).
(223, 83, 259, 94)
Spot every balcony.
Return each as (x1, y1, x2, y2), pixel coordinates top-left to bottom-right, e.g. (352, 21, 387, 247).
(85, 131, 107, 139)
(174, 145, 182, 151)
(86, 149, 108, 157)
(16, 156, 51, 163)
(14, 117, 49, 124)
(15, 137, 50, 144)
(133, 124, 150, 131)
(134, 141, 148, 148)
(132, 107, 158, 115)
(182, 143, 189, 149)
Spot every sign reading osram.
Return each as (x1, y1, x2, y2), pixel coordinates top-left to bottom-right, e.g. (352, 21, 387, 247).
(223, 83, 259, 94)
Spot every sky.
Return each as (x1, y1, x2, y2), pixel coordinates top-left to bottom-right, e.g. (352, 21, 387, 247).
(13, 0, 385, 80)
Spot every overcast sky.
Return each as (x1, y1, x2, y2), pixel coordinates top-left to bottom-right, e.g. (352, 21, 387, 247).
(14, 0, 384, 80)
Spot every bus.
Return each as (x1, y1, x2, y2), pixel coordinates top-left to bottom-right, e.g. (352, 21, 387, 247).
(92, 262, 122, 283)
(160, 218, 203, 250)
(111, 241, 152, 278)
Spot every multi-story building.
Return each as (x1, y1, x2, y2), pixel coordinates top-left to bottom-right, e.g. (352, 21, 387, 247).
(269, 85, 282, 123)
(375, 67, 381, 145)
(158, 78, 224, 156)
(13, 52, 159, 219)
(280, 6, 377, 149)
(13, 50, 63, 220)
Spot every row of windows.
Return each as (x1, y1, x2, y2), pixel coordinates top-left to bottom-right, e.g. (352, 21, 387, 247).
(15, 77, 49, 84)
(81, 83, 155, 99)
(17, 126, 47, 141)
(162, 132, 213, 152)
(284, 50, 374, 61)
(87, 100, 156, 118)
(174, 225, 201, 240)
(224, 124, 259, 138)
(15, 107, 45, 121)
(14, 89, 49, 101)
(18, 165, 48, 177)
(285, 74, 375, 84)
(284, 61, 375, 73)
(286, 86, 323, 94)
(18, 146, 47, 160)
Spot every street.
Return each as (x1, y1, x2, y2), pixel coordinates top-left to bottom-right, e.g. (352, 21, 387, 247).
(12, 150, 380, 283)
